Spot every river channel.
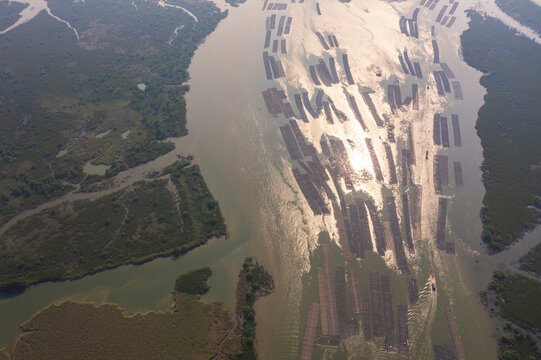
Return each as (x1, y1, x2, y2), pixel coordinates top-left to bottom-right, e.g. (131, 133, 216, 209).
(1, 0, 540, 358)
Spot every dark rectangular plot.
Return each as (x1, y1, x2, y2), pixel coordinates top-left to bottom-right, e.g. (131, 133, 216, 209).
(412, 84, 419, 110)
(454, 161, 463, 187)
(269, 14, 276, 29)
(449, 1, 459, 14)
(408, 19, 415, 39)
(402, 193, 415, 253)
(362, 285, 371, 340)
(262, 0, 268, 11)
(426, 0, 433, 7)
(446, 242, 455, 254)
(447, 16, 457, 28)
(280, 125, 303, 160)
(329, 57, 339, 84)
(402, 149, 411, 186)
(387, 85, 396, 113)
(413, 22, 419, 39)
(300, 303, 320, 360)
(294, 94, 309, 122)
(432, 40, 440, 63)
(316, 60, 333, 87)
(269, 55, 279, 78)
(342, 54, 354, 85)
(397, 304, 409, 357)
(393, 84, 402, 107)
(334, 267, 349, 337)
(400, 16, 409, 36)
(452, 114, 461, 147)
(302, 92, 317, 118)
(370, 272, 384, 338)
(316, 2, 321, 15)
(277, 15, 285, 36)
(309, 65, 321, 86)
(366, 200, 386, 255)
(323, 101, 333, 124)
(440, 63, 456, 78)
(272, 39, 279, 53)
(289, 120, 311, 157)
(429, 2, 437, 10)
(408, 278, 419, 304)
(441, 15, 449, 26)
(283, 101, 295, 118)
(381, 275, 395, 351)
(413, 7, 420, 21)
(438, 71, 451, 92)
(264, 30, 271, 49)
(315, 32, 330, 50)
(431, 25, 436, 36)
(452, 81, 463, 100)
(275, 60, 285, 78)
(327, 35, 334, 47)
(414, 62, 423, 79)
(365, 138, 384, 182)
(404, 51, 416, 76)
(434, 344, 458, 360)
(263, 52, 272, 79)
(329, 138, 355, 190)
(436, 197, 447, 250)
(330, 100, 348, 123)
(281, 39, 287, 54)
(436, 5, 448, 22)
(420, 0, 426, 5)
(346, 270, 362, 315)
(387, 196, 409, 273)
(262, 88, 281, 116)
(348, 204, 363, 257)
(332, 35, 339, 47)
(292, 169, 328, 215)
(441, 116, 450, 147)
(360, 92, 383, 127)
(404, 97, 412, 107)
(267, 2, 273, 10)
(398, 54, 409, 74)
(315, 90, 324, 116)
(284, 17, 293, 34)
(384, 143, 398, 185)
(357, 199, 374, 254)
(433, 71, 445, 96)
(348, 96, 367, 131)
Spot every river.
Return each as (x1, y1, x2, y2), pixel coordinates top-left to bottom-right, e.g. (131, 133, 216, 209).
(2, 0, 540, 358)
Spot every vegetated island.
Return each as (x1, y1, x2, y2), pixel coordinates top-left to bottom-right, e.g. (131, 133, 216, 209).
(0, 0, 226, 226)
(519, 242, 541, 276)
(481, 271, 541, 360)
(0, 259, 273, 360)
(460, 11, 541, 252)
(495, 0, 541, 36)
(225, 0, 247, 7)
(0, 158, 226, 294)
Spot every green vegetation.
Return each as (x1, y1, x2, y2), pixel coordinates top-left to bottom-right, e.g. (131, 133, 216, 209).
(0, 159, 226, 290)
(520, 242, 541, 276)
(488, 271, 541, 332)
(231, 258, 274, 360)
(0, 0, 226, 225)
(461, 12, 541, 252)
(175, 267, 212, 295)
(6, 268, 240, 360)
(495, 0, 541, 36)
(0, 1, 27, 31)
(498, 323, 541, 360)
